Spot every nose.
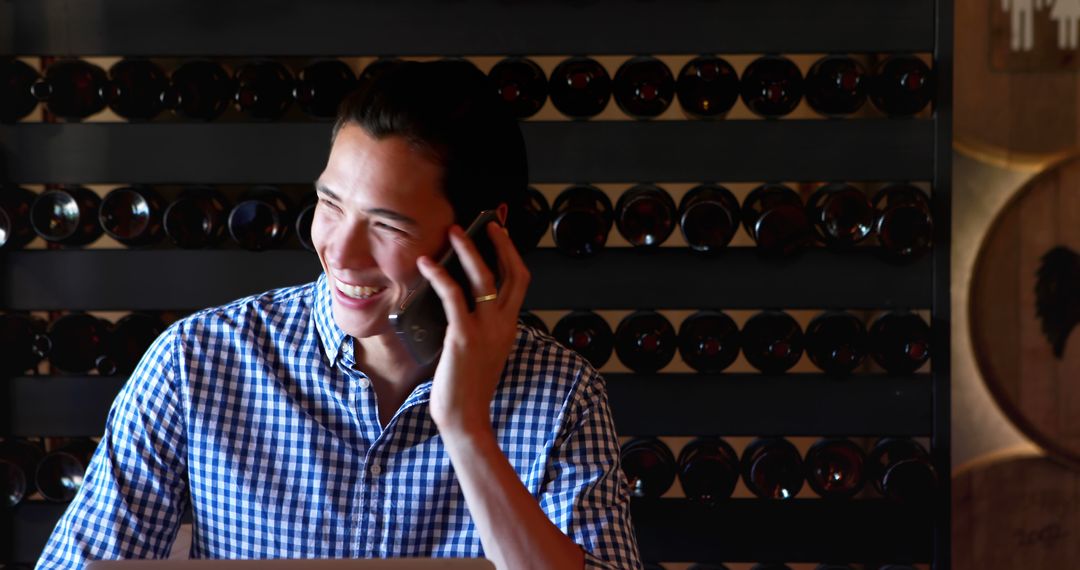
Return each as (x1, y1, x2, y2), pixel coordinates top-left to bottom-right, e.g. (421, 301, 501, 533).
(323, 218, 376, 271)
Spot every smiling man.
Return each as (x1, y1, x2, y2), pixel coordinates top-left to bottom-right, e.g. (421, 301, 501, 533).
(36, 60, 641, 569)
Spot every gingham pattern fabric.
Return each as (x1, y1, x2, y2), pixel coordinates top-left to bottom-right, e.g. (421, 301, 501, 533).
(36, 273, 642, 569)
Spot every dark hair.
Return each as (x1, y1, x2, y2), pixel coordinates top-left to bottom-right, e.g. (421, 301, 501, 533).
(332, 59, 529, 242)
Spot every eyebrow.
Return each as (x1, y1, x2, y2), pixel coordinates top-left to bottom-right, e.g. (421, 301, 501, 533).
(314, 182, 419, 228)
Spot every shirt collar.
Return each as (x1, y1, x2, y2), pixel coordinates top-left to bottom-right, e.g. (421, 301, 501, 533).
(313, 272, 349, 367)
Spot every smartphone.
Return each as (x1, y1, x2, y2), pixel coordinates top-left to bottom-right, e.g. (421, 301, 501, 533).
(388, 209, 502, 365)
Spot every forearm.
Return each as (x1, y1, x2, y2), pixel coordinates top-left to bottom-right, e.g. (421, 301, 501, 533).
(440, 421, 586, 570)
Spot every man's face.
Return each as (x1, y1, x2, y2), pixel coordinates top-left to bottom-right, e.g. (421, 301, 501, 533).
(311, 123, 456, 339)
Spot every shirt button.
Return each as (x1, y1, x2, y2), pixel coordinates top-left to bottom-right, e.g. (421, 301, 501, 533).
(370, 463, 382, 476)
(358, 377, 371, 389)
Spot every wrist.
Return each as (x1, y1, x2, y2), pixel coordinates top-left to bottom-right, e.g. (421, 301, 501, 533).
(434, 412, 495, 442)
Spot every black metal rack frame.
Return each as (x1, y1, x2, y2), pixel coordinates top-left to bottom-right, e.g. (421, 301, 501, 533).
(0, 0, 952, 566)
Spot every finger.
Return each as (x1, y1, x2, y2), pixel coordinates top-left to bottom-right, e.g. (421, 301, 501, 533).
(450, 223, 498, 303)
(487, 221, 531, 313)
(416, 255, 471, 326)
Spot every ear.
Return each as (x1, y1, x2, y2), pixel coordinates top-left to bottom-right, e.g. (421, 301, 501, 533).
(495, 202, 509, 226)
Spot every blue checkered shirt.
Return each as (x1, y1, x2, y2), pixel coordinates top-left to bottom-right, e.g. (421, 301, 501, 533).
(36, 273, 641, 569)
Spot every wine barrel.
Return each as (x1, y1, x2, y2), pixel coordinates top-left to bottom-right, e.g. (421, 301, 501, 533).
(969, 154, 1080, 464)
(953, 453, 1080, 568)
(956, 0, 1079, 165)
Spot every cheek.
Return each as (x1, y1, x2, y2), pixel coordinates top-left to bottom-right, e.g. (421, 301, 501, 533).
(309, 207, 333, 250)
(372, 240, 421, 283)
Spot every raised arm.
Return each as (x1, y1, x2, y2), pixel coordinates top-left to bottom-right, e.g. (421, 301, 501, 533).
(417, 221, 640, 569)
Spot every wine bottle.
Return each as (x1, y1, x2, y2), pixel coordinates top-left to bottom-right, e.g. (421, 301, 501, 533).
(296, 192, 318, 252)
(234, 60, 295, 120)
(804, 438, 866, 499)
(163, 186, 231, 249)
(551, 310, 614, 368)
(104, 58, 168, 121)
(488, 56, 548, 119)
(0, 185, 37, 250)
(741, 437, 804, 499)
(868, 311, 931, 374)
(36, 313, 113, 375)
(102, 312, 165, 375)
(678, 184, 740, 253)
(615, 184, 676, 248)
(805, 182, 874, 249)
(741, 310, 804, 373)
(510, 186, 550, 253)
(518, 311, 549, 336)
(30, 186, 104, 247)
(741, 184, 812, 256)
(614, 310, 677, 373)
(676, 55, 739, 119)
(677, 436, 739, 504)
(0, 312, 48, 376)
(620, 437, 676, 498)
(873, 184, 933, 259)
(613, 56, 674, 119)
(32, 59, 108, 120)
(867, 438, 937, 503)
(0, 439, 45, 506)
(294, 59, 357, 119)
(228, 185, 295, 251)
(98, 185, 166, 247)
(1, 58, 40, 123)
(805, 55, 867, 117)
(548, 56, 611, 119)
(550, 185, 613, 258)
(678, 310, 740, 373)
(869, 54, 935, 116)
(357, 58, 403, 91)
(739, 55, 803, 118)
(36, 439, 98, 502)
(162, 60, 234, 121)
(804, 311, 868, 375)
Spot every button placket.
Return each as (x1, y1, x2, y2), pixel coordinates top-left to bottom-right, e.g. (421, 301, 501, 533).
(364, 444, 387, 557)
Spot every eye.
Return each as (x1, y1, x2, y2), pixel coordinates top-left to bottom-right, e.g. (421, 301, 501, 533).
(374, 221, 405, 234)
(318, 198, 342, 213)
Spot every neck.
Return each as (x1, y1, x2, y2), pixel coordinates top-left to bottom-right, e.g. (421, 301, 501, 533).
(354, 332, 435, 389)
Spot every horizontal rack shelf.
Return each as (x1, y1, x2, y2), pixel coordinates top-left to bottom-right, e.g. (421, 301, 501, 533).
(0, 120, 936, 184)
(607, 373, 933, 436)
(0, 0, 935, 56)
(1, 498, 934, 564)
(1, 376, 125, 436)
(631, 498, 934, 563)
(0, 248, 933, 311)
(1, 373, 932, 437)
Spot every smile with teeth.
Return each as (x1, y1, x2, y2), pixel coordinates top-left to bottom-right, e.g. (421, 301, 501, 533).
(335, 279, 387, 300)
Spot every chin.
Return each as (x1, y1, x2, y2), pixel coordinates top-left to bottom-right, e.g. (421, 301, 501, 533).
(331, 302, 394, 339)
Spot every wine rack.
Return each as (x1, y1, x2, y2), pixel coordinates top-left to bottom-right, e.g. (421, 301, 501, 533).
(0, 0, 952, 566)
(0, 121, 935, 183)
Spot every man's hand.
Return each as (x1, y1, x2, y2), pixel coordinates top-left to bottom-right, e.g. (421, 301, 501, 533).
(415, 218, 588, 570)
(416, 220, 531, 434)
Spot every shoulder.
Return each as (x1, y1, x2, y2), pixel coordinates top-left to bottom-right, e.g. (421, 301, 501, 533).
(499, 323, 606, 414)
(171, 281, 317, 340)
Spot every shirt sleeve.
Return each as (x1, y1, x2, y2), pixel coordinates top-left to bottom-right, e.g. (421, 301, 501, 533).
(538, 366, 643, 570)
(36, 323, 190, 568)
